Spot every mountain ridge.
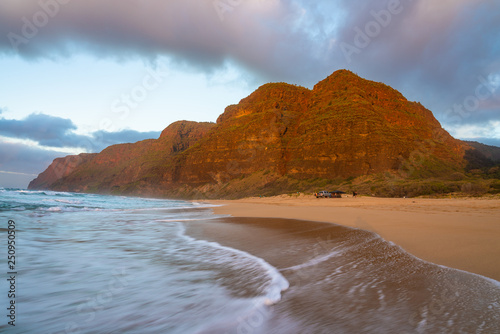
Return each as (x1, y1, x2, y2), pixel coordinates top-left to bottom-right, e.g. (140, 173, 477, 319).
(28, 70, 499, 198)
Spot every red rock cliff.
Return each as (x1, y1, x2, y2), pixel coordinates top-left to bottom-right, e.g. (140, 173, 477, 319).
(30, 70, 480, 198)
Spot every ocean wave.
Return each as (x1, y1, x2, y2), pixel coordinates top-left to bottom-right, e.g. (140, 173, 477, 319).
(42, 199, 84, 205)
(156, 215, 230, 223)
(45, 191, 74, 197)
(120, 204, 220, 213)
(45, 206, 63, 212)
(13, 190, 76, 197)
(35, 206, 105, 213)
(177, 223, 289, 306)
(191, 202, 223, 208)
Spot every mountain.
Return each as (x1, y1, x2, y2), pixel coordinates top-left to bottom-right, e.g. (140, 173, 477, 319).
(29, 70, 497, 198)
(465, 141, 500, 164)
(32, 121, 215, 194)
(28, 153, 96, 190)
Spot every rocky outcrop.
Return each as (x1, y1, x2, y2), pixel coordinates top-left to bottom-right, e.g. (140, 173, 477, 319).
(172, 70, 467, 186)
(28, 153, 97, 190)
(44, 121, 215, 194)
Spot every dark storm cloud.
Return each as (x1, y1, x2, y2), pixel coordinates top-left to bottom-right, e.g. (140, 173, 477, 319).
(0, 113, 161, 152)
(2, 1, 497, 87)
(332, 0, 500, 122)
(0, 0, 328, 84)
(0, 1, 499, 137)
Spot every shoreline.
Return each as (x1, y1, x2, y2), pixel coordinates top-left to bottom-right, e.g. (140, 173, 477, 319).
(206, 195, 500, 282)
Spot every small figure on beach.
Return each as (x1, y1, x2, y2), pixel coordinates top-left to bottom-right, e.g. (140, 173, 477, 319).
(353, 191, 357, 198)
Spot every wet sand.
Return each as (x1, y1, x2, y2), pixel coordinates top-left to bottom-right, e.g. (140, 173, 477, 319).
(185, 216, 500, 333)
(207, 195, 500, 282)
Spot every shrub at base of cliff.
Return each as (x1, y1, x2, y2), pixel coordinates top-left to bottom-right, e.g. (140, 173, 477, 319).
(488, 180, 500, 194)
(460, 182, 489, 196)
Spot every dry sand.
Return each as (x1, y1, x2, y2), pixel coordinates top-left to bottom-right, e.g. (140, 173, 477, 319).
(208, 195, 500, 282)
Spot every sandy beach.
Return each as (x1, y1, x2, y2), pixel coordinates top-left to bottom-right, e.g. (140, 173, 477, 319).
(208, 195, 500, 282)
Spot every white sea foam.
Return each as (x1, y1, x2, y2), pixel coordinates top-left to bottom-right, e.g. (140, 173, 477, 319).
(37, 206, 104, 213)
(156, 215, 230, 223)
(42, 199, 83, 205)
(191, 202, 223, 208)
(15, 190, 73, 197)
(433, 264, 500, 287)
(44, 191, 73, 196)
(177, 223, 289, 305)
(282, 248, 343, 272)
(55, 199, 82, 204)
(122, 204, 218, 212)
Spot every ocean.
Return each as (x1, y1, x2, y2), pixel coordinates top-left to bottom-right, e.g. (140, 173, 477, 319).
(0, 189, 499, 333)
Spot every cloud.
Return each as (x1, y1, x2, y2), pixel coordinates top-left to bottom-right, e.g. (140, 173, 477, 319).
(0, 0, 327, 83)
(0, 0, 498, 140)
(0, 139, 71, 188)
(0, 112, 85, 147)
(332, 0, 500, 117)
(0, 112, 161, 152)
(93, 130, 161, 149)
(0, 171, 38, 189)
(0, 112, 162, 187)
(0, 139, 66, 175)
(1, 1, 498, 87)
(448, 120, 500, 142)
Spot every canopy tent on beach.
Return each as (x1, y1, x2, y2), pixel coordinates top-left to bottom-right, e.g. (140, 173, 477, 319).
(330, 190, 346, 198)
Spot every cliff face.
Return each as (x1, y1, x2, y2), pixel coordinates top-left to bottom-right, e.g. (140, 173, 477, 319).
(45, 121, 215, 194)
(174, 82, 312, 186)
(29, 70, 487, 198)
(28, 153, 97, 190)
(172, 70, 466, 186)
(284, 70, 465, 179)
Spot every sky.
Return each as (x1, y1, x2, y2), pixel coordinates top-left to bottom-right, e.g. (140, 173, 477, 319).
(1, 0, 499, 188)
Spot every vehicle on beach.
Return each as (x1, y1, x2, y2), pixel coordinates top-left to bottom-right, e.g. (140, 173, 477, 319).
(315, 191, 332, 198)
(315, 190, 346, 198)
